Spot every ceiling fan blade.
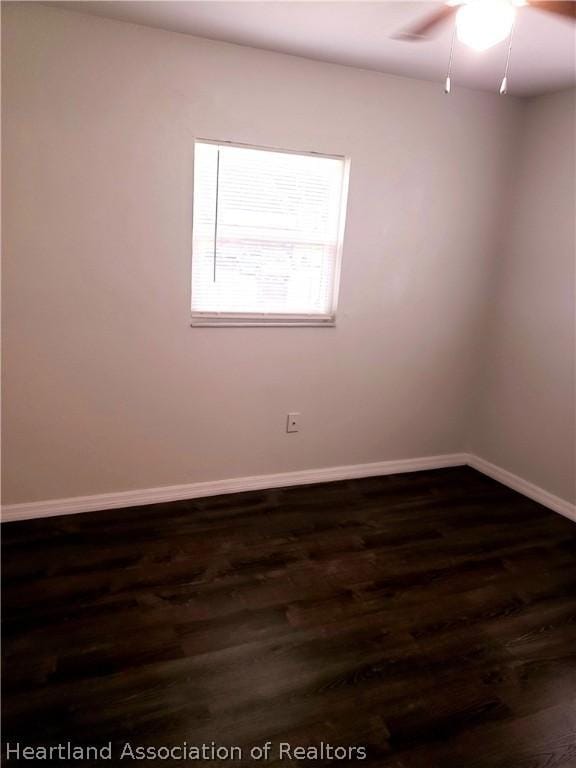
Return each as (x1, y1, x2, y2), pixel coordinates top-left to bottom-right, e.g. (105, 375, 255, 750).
(526, 0, 576, 19)
(393, 5, 457, 41)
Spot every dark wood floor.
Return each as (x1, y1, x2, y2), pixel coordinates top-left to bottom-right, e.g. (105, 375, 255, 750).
(2, 467, 576, 767)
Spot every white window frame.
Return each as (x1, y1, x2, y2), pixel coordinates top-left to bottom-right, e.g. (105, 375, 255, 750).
(190, 139, 350, 328)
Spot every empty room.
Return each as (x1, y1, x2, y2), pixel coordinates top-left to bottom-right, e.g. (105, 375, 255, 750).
(1, 0, 575, 765)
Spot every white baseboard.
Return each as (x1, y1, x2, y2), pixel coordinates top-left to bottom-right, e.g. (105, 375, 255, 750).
(467, 454, 576, 524)
(3, 452, 574, 524)
(1, 453, 467, 523)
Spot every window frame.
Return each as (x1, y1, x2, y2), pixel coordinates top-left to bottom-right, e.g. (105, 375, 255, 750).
(190, 138, 350, 328)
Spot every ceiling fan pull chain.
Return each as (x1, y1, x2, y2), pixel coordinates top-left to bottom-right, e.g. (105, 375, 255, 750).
(500, 18, 516, 95)
(444, 21, 457, 94)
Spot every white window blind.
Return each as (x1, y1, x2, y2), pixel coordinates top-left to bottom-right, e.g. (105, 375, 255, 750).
(191, 141, 349, 326)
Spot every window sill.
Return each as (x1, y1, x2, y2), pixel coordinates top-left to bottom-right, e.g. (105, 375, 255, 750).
(190, 314, 336, 328)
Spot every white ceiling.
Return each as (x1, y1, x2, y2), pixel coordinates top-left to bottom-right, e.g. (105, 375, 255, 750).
(48, 1, 576, 96)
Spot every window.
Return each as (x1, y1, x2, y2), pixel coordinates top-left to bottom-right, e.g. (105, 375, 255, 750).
(191, 140, 349, 326)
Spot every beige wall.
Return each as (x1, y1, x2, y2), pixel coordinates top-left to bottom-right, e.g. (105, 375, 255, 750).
(469, 89, 576, 503)
(2, 4, 521, 504)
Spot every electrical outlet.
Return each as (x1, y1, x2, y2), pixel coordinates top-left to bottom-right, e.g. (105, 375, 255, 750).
(286, 413, 300, 433)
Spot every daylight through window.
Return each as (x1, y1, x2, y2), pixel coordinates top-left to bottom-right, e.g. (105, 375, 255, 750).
(191, 141, 349, 326)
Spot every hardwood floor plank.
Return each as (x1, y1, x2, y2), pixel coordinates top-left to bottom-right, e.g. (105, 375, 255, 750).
(2, 467, 575, 765)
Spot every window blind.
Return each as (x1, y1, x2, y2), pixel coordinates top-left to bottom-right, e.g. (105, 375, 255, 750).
(191, 141, 348, 324)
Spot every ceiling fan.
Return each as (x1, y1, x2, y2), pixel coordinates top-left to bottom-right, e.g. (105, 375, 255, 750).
(395, 0, 576, 51)
(394, 0, 575, 94)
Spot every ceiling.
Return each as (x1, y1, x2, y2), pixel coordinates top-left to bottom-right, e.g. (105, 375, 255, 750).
(47, 1, 576, 96)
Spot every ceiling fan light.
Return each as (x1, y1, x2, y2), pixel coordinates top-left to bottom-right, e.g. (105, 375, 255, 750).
(456, 0, 516, 51)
